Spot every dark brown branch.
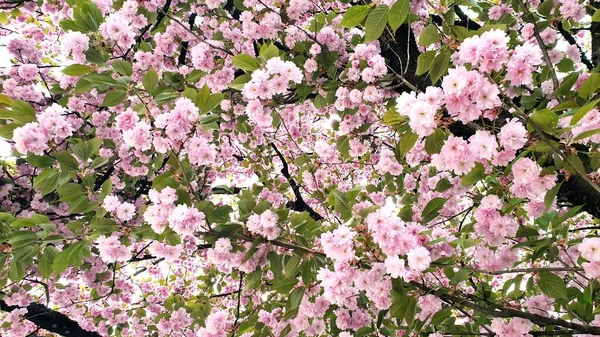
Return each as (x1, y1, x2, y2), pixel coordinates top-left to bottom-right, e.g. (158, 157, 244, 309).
(410, 282, 600, 335)
(556, 22, 594, 71)
(0, 300, 101, 337)
(590, 0, 600, 66)
(93, 166, 114, 191)
(231, 272, 244, 337)
(128, 243, 212, 262)
(269, 143, 324, 221)
(453, 6, 481, 30)
(177, 13, 197, 66)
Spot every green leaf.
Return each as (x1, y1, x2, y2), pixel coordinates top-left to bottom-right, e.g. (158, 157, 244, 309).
(337, 135, 351, 159)
(55, 152, 79, 173)
(331, 190, 352, 221)
(398, 132, 418, 156)
(229, 73, 252, 90)
(53, 241, 90, 275)
(450, 269, 470, 285)
(364, 5, 389, 42)
(383, 107, 403, 125)
(260, 43, 279, 61)
(39, 246, 58, 278)
(416, 50, 436, 76)
(538, 271, 567, 300)
(429, 48, 451, 84)
(8, 231, 38, 247)
(7, 100, 36, 123)
(268, 252, 283, 277)
(593, 9, 600, 22)
(553, 72, 578, 97)
(285, 255, 302, 278)
(388, 0, 409, 33)
(419, 24, 441, 46)
(461, 163, 486, 186)
(390, 293, 417, 324)
(232, 54, 261, 71)
(340, 5, 371, 28)
(578, 73, 600, 100)
(33, 168, 61, 196)
(571, 99, 600, 125)
(435, 178, 452, 192)
(73, 138, 101, 161)
(421, 197, 447, 224)
(573, 128, 600, 142)
(450, 25, 474, 41)
(286, 286, 304, 313)
(143, 69, 159, 94)
(243, 238, 262, 263)
(355, 327, 375, 337)
(162, 228, 181, 245)
(245, 268, 262, 290)
(273, 276, 298, 293)
(60, 19, 84, 32)
(530, 109, 558, 134)
(9, 260, 25, 281)
(62, 64, 93, 76)
(197, 85, 224, 114)
(537, 0, 553, 16)
(26, 155, 55, 168)
(85, 47, 108, 64)
(112, 60, 133, 76)
(544, 181, 561, 210)
(424, 128, 447, 154)
(154, 89, 179, 104)
(85, 74, 117, 87)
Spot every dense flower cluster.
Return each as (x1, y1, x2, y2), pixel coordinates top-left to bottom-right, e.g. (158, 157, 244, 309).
(1, 0, 599, 336)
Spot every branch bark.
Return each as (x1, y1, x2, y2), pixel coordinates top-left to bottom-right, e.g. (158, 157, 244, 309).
(270, 143, 324, 221)
(410, 282, 600, 335)
(0, 300, 101, 337)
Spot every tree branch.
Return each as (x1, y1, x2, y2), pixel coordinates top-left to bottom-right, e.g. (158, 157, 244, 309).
(0, 300, 101, 337)
(556, 21, 594, 71)
(410, 282, 600, 335)
(269, 143, 324, 221)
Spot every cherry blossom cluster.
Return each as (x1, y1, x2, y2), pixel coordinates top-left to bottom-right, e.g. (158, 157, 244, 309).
(246, 209, 281, 240)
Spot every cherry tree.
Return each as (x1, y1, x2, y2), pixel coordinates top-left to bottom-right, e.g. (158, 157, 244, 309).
(0, 0, 600, 336)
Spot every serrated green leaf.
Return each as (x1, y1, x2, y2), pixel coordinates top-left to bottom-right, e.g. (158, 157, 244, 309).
(112, 60, 133, 76)
(416, 50, 436, 76)
(578, 73, 600, 100)
(419, 24, 441, 46)
(143, 69, 159, 94)
(398, 132, 418, 156)
(232, 54, 261, 71)
(62, 64, 93, 76)
(340, 5, 371, 28)
(421, 197, 447, 224)
(73, 138, 101, 161)
(285, 255, 302, 278)
(285, 286, 304, 313)
(388, 0, 409, 33)
(55, 152, 79, 172)
(429, 48, 451, 84)
(364, 5, 389, 42)
(538, 271, 567, 300)
(424, 128, 447, 154)
(571, 99, 600, 126)
(461, 163, 486, 186)
(39, 246, 58, 278)
(33, 168, 61, 196)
